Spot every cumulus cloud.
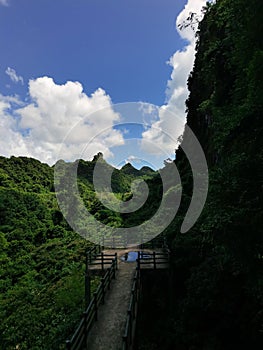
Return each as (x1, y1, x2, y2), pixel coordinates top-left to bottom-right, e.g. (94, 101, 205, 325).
(126, 155, 141, 164)
(0, 0, 9, 6)
(141, 0, 208, 156)
(0, 95, 30, 158)
(0, 77, 124, 165)
(5, 67, 24, 85)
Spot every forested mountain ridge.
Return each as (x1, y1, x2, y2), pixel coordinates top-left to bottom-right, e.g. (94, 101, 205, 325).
(0, 156, 54, 192)
(0, 154, 154, 193)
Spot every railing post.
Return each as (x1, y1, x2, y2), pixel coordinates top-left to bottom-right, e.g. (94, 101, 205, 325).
(137, 251, 140, 270)
(153, 251, 156, 270)
(87, 249, 90, 264)
(122, 335, 128, 350)
(65, 340, 71, 350)
(111, 260, 115, 280)
(115, 252, 118, 270)
(101, 252, 104, 270)
(108, 268, 111, 290)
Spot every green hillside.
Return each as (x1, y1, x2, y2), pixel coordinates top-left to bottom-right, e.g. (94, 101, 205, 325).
(0, 154, 158, 349)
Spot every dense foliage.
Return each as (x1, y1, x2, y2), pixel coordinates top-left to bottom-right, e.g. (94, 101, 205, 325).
(0, 155, 158, 349)
(0, 156, 97, 349)
(163, 0, 263, 349)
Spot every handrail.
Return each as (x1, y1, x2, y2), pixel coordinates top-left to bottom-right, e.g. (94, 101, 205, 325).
(88, 252, 118, 271)
(66, 238, 170, 349)
(122, 269, 141, 350)
(95, 234, 169, 249)
(122, 247, 169, 349)
(136, 251, 169, 270)
(65, 254, 118, 350)
(86, 244, 102, 264)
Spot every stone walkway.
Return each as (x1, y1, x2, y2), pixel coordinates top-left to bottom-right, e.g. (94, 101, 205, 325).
(86, 249, 136, 350)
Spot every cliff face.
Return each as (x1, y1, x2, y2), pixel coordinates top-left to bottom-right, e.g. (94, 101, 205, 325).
(168, 0, 263, 348)
(186, 0, 263, 163)
(184, 0, 263, 256)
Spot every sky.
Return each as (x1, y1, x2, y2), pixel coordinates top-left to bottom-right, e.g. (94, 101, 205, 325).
(0, 0, 209, 169)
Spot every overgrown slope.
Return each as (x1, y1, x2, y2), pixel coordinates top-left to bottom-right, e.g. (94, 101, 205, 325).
(0, 154, 157, 349)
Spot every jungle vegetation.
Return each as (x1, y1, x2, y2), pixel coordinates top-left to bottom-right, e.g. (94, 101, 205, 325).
(0, 154, 159, 349)
(141, 0, 263, 348)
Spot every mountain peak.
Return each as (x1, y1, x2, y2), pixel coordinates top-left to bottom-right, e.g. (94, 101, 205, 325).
(121, 162, 140, 176)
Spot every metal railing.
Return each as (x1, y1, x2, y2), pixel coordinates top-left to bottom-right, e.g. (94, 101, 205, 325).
(122, 247, 170, 349)
(88, 252, 118, 271)
(65, 253, 118, 350)
(85, 244, 102, 264)
(122, 269, 141, 350)
(136, 251, 169, 270)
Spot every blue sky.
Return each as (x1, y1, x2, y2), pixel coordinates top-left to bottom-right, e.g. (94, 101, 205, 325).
(0, 0, 208, 169)
(0, 0, 186, 104)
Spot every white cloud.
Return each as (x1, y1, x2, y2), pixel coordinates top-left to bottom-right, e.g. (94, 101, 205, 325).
(5, 67, 24, 85)
(0, 95, 30, 159)
(176, 0, 207, 43)
(0, 0, 9, 6)
(0, 77, 124, 165)
(126, 155, 141, 164)
(141, 0, 207, 156)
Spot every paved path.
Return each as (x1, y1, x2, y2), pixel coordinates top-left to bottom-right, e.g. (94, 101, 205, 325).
(86, 249, 136, 350)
